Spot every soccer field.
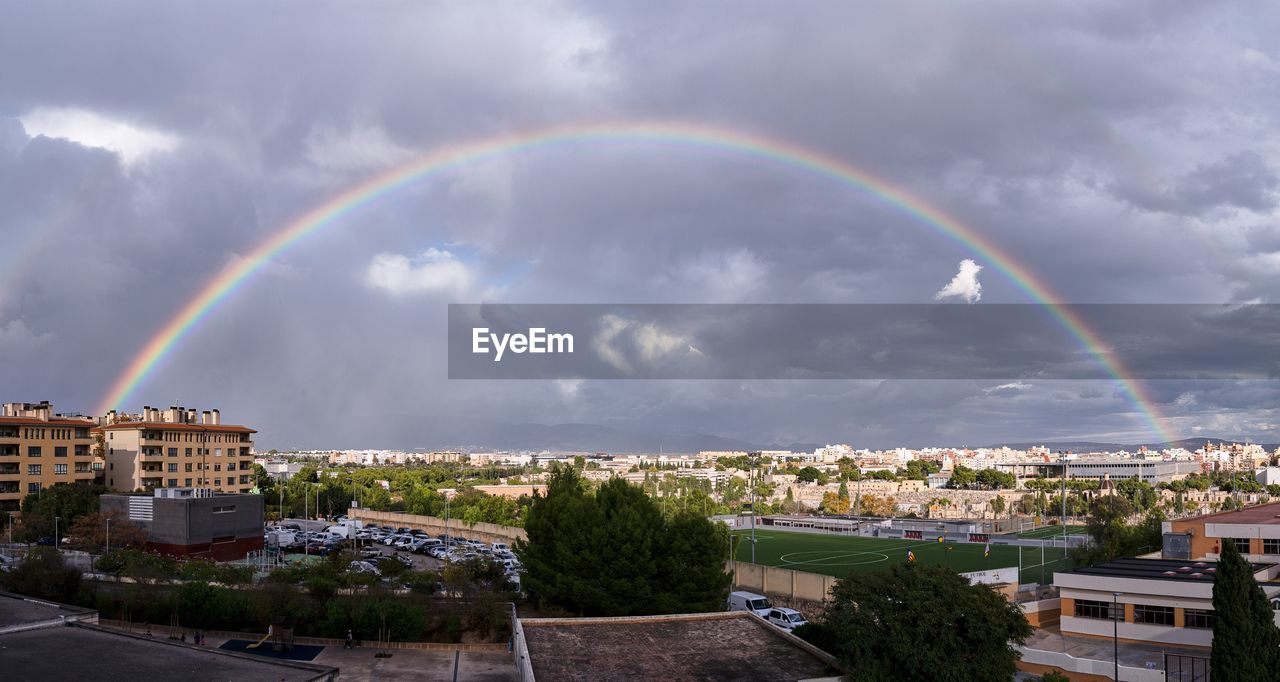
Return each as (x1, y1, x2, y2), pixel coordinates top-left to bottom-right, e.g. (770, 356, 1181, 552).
(732, 530, 1072, 585)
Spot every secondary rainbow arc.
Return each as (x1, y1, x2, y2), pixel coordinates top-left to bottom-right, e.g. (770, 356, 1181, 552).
(94, 121, 1175, 442)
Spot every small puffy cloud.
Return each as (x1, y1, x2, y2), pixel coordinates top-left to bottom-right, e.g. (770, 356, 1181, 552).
(935, 259, 983, 304)
(983, 381, 1031, 396)
(19, 107, 179, 165)
(592, 314, 702, 374)
(0, 319, 55, 351)
(304, 123, 414, 171)
(365, 248, 477, 297)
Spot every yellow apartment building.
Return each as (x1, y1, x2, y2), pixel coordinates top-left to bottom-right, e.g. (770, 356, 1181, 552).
(0, 401, 99, 512)
(96, 405, 256, 494)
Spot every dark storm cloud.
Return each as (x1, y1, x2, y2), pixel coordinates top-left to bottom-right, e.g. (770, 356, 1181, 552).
(2, 1, 1280, 448)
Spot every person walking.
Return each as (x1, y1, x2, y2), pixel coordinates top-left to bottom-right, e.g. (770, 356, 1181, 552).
(345, 629, 354, 649)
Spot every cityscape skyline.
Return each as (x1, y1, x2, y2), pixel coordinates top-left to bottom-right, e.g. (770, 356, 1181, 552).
(5, 3, 1280, 448)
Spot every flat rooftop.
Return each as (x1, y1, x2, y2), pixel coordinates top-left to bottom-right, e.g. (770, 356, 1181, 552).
(0, 592, 335, 681)
(1174, 501, 1280, 525)
(1069, 557, 1272, 583)
(518, 612, 840, 681)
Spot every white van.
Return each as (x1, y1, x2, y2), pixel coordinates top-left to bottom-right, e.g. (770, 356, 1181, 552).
(764, 607, 809, 632)
(491, 542, 510, 553)
(727, 591, 772, 617)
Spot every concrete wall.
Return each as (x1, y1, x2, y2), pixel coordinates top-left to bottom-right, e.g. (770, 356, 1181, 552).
(728, 560, 838, 604)
(350, 508, 526, 544)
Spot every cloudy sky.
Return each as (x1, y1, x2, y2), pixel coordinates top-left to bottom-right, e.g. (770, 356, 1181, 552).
(3, 1, 1279, 450)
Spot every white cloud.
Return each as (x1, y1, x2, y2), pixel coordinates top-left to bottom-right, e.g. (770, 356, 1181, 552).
(934, 259, 984, 303)
(304, 123, 414, 171)
(365, 248, 478, 297)
(0, 319, 55, 351)
(983, 381, 1031, 394)
(20, 107, 179, 165)
(592, 314, 702, 374)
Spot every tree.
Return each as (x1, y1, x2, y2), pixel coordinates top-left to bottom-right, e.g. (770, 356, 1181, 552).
(1211, 538, 1280, 680)
(796, 563, 1031, 681)
(796, 466, 825, 484)
(516, 466, 730, 616)
(990, 495, 1006, 518)
(20, 483, 104, 528)
(67, 511, 148, 552)
(820, 491, 851, 515)
(0, 547, 81, 603)
(947, 465, 977, 489)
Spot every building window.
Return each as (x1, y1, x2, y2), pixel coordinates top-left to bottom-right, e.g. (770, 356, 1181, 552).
(168, 478, 178, 487)
(1264, 539, 1280, 555)
(27, 446, 40, 457)
(54, 464, 67, 475)
(185, 448, 192, 456)
(1231, 538, 1251, 554)
(168, 448, 177, 457)
(1074, 599, 1116, 620)
(215, 464, 222, 472)
(27, 464, 41, 476)
(184, 478, 192, 486)
(1134, 605, 1174, 626)
(54, 446, 67, 457)
(168, 463, 178, 472)
(1185, 609, 1214, 629)
(212, 505, 236, 514)
(214, 448, 222, 457)
(28, 482, 40, 493)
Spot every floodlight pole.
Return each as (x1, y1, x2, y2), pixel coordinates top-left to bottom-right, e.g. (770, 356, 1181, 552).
(1113, 591, 1122, 681)
(750, 459, 757, 564)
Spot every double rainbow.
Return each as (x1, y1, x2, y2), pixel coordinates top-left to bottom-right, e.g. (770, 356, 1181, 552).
(94, 121, 1174, 442)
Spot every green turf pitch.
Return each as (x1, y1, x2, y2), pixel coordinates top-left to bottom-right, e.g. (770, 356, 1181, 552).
(1014, 525, 1088, 540)
(731, 530, 1072, 585)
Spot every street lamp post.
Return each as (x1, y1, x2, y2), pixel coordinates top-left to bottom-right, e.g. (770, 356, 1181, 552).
(1113, 591, 1122, 681)
(105, 516, 111, 554)
(54, 516, 59, 551)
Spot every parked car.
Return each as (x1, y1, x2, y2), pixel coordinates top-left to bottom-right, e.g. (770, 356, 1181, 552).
(491, 542, 511, 553)
(348, 560, 381, 576)
(413, 538, 442, 554)
(764, 608, 809, 632)
(727, 591, 772, 617)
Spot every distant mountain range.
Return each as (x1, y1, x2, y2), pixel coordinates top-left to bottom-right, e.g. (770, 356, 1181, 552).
(265, 414, 1275, 455)
(988, 437, 1279, 452)
(267, 415, 818, 454)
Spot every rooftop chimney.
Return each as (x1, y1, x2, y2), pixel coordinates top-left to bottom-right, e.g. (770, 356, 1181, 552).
(210, 409, 221, 426)
(201, 410, 211, 425)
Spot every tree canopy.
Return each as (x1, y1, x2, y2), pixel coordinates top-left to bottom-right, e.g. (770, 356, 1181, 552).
(796, 563, 1031, 681)
(1211, 538, 1280, 680)
(515, 466, 731, 616)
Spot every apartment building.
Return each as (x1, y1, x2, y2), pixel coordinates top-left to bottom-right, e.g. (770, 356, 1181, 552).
(0, 401, 99, 512)
(96, 405, 256, 494)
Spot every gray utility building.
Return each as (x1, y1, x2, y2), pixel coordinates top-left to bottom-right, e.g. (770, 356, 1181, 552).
(101, 488, 264, 561)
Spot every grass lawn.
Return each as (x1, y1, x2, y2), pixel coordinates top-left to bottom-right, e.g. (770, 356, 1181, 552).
(1014, 525, 1089, 540)
(731, 530, 1072, 585)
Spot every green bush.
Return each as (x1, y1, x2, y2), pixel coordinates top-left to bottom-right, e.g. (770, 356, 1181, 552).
(173, 581, 253, 631)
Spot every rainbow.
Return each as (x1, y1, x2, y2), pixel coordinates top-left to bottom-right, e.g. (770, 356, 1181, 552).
(95, 121, 1175, 442)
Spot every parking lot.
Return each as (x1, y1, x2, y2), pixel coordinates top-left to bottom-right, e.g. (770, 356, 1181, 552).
(266, 519, 521, 585)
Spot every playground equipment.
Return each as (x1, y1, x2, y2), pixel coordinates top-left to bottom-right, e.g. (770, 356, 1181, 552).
(246, 624, 274, 649)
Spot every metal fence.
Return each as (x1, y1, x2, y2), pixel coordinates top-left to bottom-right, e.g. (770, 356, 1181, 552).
(1165, 652, 1210, 682)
